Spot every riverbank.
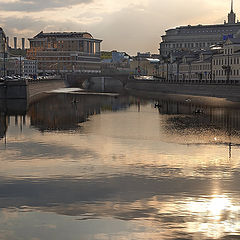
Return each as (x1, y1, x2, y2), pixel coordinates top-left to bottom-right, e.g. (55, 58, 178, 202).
(125, 80, 240, 103)
(27, 78, 240, 108)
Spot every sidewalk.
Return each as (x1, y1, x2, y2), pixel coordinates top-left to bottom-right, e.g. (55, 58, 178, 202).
(28, 80, 65, 101)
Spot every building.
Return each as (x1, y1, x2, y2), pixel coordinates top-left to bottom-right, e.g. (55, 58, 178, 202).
(22, 59, 38, 77)
(101, 50, 131, 73)
(27, 31, 102, 74)
(130, 54, 160, 76)
(0, 57, 21, 76)
(160, 0, 240, 57)
(178, 52, 213, 83)
(0, 28, 8, 59)
(212, 38, 240, 83)
(137, 52, 151, 58)
(157, 37, 240, 84)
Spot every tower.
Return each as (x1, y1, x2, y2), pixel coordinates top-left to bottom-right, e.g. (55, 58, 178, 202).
(14, 37, 17, 49)
(228, 0, 236, 24)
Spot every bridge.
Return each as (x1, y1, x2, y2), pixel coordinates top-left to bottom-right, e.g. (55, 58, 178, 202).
(64, 72, 130, 88)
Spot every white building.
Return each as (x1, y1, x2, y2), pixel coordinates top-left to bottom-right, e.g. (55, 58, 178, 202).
(212, 38, 240, 84)
(160, 0, 240, 57)
(22, 59, 38, 77)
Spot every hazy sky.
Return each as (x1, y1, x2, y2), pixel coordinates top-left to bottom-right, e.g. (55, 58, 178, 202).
(0, 0, 236, 54)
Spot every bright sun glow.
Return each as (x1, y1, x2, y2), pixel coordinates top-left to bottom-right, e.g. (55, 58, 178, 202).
(187, 195, 240, 239)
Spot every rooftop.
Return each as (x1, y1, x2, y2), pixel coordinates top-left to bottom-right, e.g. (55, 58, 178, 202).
(33, 31, 95, 39)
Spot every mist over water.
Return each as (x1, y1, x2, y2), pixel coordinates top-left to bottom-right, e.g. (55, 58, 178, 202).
(1, 92, 240, 240)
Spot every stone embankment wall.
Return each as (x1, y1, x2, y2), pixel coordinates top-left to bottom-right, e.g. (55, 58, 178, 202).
(88, 77, 123, 92)
(126, 80, 240, 100)
(0, 80, 28, 99)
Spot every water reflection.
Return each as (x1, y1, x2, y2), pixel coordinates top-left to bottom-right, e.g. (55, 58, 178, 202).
(153, 97, 240, 151)
(0, 99, 27, 141)
(28, 93, 132, 132)
(1, 93, 240, 239)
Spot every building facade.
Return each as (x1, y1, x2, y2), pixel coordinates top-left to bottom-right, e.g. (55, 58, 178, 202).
(156, 37, 240, 84)
(212, 38, 240, 83)
(101, 50, 131, 74)
(0, 28, 8, 59)
(27, 31, 102, 74)
(22, 59, 38, 77)
(160, 1, 240, 57)
(178, 53, 212, 83)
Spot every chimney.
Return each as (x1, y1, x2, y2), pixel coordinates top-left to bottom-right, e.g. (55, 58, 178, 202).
(14, 37, 17, 49)
(22, 38, 25, 50)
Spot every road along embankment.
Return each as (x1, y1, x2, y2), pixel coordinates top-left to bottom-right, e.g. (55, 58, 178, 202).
(29, 80, 65, 103)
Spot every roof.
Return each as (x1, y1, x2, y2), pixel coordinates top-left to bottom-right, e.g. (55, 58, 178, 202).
(163, 23, 240, 38)
(33, 31, 96, 40)
(226, 38, 240, 44)
(167, 23, 240, 32)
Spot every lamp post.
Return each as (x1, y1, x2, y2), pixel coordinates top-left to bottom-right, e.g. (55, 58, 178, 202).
(19, 55, 22, 78)
(3, 40, 6, 79)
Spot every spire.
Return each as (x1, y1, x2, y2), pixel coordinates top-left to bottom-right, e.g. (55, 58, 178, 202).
(228, 0, 236, 24)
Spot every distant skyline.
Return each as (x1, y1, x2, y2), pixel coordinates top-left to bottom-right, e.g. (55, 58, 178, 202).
(0, 0, 237, 54)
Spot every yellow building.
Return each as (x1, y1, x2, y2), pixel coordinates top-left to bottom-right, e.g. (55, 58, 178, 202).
(27, 31, 102, 74)
(130, 58, 160, 76)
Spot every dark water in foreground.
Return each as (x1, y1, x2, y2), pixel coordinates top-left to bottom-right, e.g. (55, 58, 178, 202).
(1, 91, 240, 239)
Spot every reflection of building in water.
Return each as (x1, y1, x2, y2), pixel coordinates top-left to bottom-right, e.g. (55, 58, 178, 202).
(0, 113, 7, 139)
(0, 99, 27, 140)
(28, 94, 131, 132)
(155, 97, 240, 155)
(157, 98, 240, 131)
(0, 115, 27, 141)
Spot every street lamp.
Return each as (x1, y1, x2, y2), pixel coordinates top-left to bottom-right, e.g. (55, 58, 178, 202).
(222, 65, 231, 84)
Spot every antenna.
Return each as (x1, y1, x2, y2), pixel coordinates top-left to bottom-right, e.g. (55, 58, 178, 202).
(231, 0, 233, 12)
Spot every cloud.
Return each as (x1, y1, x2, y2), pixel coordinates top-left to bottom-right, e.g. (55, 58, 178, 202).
(4, 140, 99, 160)
(0, 0, 236, 54)
(0, 0, 93, 12)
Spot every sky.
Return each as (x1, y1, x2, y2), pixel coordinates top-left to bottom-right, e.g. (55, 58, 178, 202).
(0, 0, 236, 55)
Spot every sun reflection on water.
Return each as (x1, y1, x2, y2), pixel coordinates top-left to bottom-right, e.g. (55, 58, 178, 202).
(186, 195, 240, 239)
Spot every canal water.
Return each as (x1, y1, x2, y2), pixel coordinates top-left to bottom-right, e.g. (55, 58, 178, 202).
(1, 91, 240, 240)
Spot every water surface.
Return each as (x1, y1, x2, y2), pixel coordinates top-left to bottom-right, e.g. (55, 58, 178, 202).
(1, 93, 240, 240)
